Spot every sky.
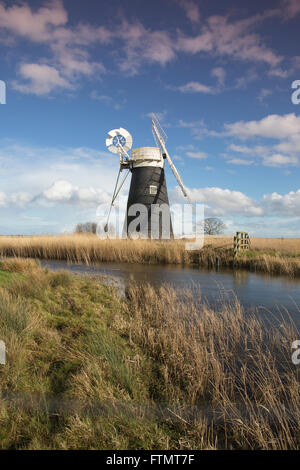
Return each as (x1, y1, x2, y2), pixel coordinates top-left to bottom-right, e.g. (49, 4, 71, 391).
(0, 0, 300, 236)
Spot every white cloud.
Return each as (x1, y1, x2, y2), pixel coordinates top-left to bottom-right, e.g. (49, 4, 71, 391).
(9, 192, 33, 207)
(177, 0, 200, 24)
(51, 43, 105, 78)
(42, 180, 74, 202)
(0, 0, 67, 42)
(268, 67, 289, 78)
(172, 184, 300, 220)
(178, 120, 205, 128)
(0, 191, 33, 208)
(0, 142, 123, 202)
(176, 11, 282, 67)
(1, 139, 300, 227)
(275, 135, 300, 154)
(282, 0, 300, 18)
(0, 0, 290, 94)
(186, 151, 207, 159)
(90, 91, 127, 110)
(176, 81, 215, 94)
(0, 1, 104, 94)
(90, 92, 112, 105)
(118, 20, 176, 75)
(262, 153, 298, 167)
(12, 63, 72, 95)
(224, 113, 300, 140)
(228, 144, 254, 154)
(41, 180, 111, 207)
(211, 67, 226, 87)
(216, 114, 300, 168)
(227, 158, 254, 165)
(233, 69, 258, 89)
(145, 110, 168, 122)
(182, 187, 264, 217)
(263, 189, 300, 216)
(0, 192, 6, 206)
(176, 68, 226, 94)
(257, 88, 272, 102)
(177, 119, 209, 139)
(0, 178, 112, 210)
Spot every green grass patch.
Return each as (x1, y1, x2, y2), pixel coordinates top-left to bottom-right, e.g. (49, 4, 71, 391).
(0, 258, 187, 450)
(0, 270, 19, 286)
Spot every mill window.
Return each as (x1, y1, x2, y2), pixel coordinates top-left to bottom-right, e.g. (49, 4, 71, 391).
(149, 185, 158, 195)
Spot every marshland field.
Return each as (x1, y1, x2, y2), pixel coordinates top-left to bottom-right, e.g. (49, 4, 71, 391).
(0, 236, 300, 449)
(0, 234, 300, 276)
(0, 257, 299, 450)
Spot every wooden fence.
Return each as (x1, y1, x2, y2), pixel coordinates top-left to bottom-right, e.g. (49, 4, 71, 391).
(234, 232, 250, 257)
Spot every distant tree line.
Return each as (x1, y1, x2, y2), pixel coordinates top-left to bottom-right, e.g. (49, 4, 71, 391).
(75, 222, 97, 234)
(75, 218, 226, 236)
(199, 218, 227, 235)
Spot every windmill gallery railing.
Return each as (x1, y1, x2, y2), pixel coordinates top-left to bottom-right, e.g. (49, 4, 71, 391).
(234, 232, 250, 257)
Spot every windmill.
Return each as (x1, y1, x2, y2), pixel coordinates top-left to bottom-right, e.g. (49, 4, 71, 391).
(105, 114, 192, 239)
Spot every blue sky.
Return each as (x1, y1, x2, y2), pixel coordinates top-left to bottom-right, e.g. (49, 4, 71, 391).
(0, 0, 300, 236)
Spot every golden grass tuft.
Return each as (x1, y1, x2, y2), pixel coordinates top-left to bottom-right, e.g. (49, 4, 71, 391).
(0, 257, 40, 273)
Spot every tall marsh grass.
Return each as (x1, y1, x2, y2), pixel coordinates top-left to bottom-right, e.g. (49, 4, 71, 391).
(0, 258, 299, 449)
(122, 283, 300, 450)
(1, 235, 300, 277)
(0, 235, 190, 264)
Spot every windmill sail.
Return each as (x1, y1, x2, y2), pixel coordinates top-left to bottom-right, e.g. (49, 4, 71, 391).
(151, 114, 193, 206)
(104, 116, 194, 240)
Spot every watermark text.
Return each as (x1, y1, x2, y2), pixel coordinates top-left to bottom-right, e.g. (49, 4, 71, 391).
(0, 341, 6, 365)
(291, 80, 300, 105)
(96, 202, 205, 251)
(0, 80, 6, 105)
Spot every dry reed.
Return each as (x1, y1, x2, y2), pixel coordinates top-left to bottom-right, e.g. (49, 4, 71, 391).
(0, 258, 299, 449)
(120, 283, 300, 449)
(1, 235, 300, 277)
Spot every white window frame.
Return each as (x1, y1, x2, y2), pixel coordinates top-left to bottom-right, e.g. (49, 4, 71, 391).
(149, 185, 158, 195)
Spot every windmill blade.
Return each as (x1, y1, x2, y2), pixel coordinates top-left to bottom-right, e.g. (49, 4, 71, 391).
(119, 128, 133, 151)
(108, 129, 119, 137)
(108, 146, 120, 154)
(151, 113, 167, 144)
(105, 136, 114, 148)
(152, 116, 193, 206)
(165, 151, 193, 205)
(106, 138, 120, 154)
(119, 128, 130, 137)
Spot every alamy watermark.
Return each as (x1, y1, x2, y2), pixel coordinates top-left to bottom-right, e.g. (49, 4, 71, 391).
(292, 340, 300, 365)
(291, 80, 300, 105)
(0, 341, 6, 365)
(96, 202, 205, 251)
(0, 80, 6, 105)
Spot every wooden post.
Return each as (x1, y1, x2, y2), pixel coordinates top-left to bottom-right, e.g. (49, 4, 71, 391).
(234, 232, 250, 257)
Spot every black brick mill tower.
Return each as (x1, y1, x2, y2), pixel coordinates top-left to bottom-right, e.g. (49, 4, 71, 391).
(105, 115, 192, 239)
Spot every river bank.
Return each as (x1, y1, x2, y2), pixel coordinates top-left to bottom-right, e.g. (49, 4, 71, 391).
(0, 258, 299, 450)
(1, 235, 300, 278)
(40, 259, 300, 327)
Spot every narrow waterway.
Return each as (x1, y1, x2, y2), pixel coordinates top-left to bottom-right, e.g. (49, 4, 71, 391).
(41, 260, 300, 326)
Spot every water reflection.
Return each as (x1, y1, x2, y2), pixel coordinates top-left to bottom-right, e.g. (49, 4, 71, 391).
(41, 260, 300, 326)
(232, 270, 250, 286)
